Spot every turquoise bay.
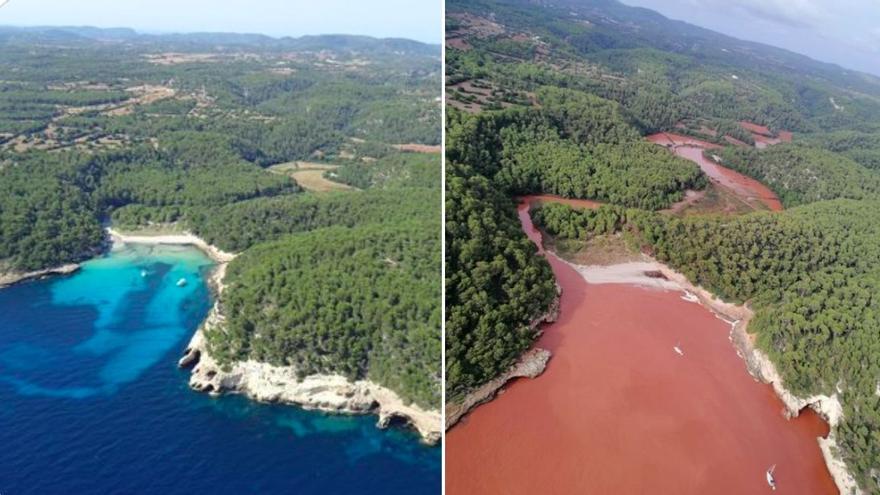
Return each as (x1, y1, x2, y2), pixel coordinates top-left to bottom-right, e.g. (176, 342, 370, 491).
(0, 244, 440, 494)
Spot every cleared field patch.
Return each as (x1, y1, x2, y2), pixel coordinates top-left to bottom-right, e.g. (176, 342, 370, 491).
(392, 143, 441, 154)
(269, 161, 354, 193)
(669, 183, 764, 216)
(290, 170, 353, 192)
(104, 85, 176, 117)
(269, 161, 340, 172)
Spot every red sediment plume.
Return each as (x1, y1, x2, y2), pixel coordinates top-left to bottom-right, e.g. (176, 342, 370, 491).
(446, 198, 835, 495)
(646, 133, 783, 211)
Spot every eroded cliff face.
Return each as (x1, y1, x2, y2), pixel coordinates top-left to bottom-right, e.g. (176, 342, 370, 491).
(733, 326, 859, 494)
(180, 304, 442, 444)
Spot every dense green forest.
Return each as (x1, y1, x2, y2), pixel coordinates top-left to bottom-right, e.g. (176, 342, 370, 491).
(445, 162, 557, 399)
(716, 144, 880, 208)
(806, 131, 880, 172)
(446, 0, 880, 489)
(0, 28, 441, 410)
(447, 0, 880, 135)
(208, 222, 440, 408)
(0, 158, 104, 271)
(330, 152, 440, 190)
(447, 89, 704, 208)
(0, 28, 439, 271)
(1, 146, 298, 270)
(531, 202, 630, 240)
(188, 188, 439, 252)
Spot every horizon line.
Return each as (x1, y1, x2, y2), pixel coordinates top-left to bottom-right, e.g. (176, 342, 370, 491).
(0, 23, 442, 46)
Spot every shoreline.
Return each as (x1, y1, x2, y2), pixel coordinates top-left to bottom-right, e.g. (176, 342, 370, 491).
(0, 228, 235, 290)
(492, 198, 857, 493)
(135, 227, 445, 444)
(179, 306, 442, 444)
(445, 286, 560, 429)
(13, 227, 440, 443)
(106, 227, 236, 294)
(445, 348, 552, 429)
(562, 256, 861, 495)
(523, 196, 855, 492)
(106, 228, 236, 265)
(47, 227, 442, 445)
(0, 263, 81, 289)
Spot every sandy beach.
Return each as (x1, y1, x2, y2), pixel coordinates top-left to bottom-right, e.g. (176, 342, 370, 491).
(106, 228, 236, 264)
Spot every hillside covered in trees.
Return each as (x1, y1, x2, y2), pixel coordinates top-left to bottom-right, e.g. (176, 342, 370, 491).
(445, 161, 558, 399)
(211, 222, 440, 408)
(0, 28, 441, 410)
(446, 0, 880, 490)
(716, 144, 880, 208)
(447, 0, 880, 136)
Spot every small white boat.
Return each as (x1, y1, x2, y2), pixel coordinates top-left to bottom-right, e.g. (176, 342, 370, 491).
(176, 278, 187, 287)
(673, 341, 684, 357)
(681, 290, 699, 303)
(766, 464, 777, 490)
(140, 270, 148, 277)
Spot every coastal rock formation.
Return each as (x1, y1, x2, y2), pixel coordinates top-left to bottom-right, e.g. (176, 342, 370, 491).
(180, 306, 442, 444)
(735, 325, 859, 494)
(109, 227, 442, 442)
(0, 263, 80, 288)
(446, 284, 560, 429)
(445, 347, 552, 429)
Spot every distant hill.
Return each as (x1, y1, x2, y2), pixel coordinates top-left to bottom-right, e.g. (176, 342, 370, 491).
(459, 0, 880, 92)
(0, 25, 440, 57)
(448, 0, 880, 129)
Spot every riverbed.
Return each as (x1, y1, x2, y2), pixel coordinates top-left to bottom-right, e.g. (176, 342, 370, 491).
(647, 132, 783, 211)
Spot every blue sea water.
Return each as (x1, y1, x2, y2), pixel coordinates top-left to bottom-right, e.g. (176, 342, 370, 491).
(0, 245, 440, 495)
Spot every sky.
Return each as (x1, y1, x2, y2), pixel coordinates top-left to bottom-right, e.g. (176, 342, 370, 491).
(0, 0, 441, 44)
(621, 0, 880, 77)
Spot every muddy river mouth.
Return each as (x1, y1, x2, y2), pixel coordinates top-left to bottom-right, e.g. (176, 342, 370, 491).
(446, 197, 836, 495)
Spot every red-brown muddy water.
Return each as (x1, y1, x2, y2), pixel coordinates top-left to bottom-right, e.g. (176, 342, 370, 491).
(446, 197, 836, 495)
(647, 132, 783, 211)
